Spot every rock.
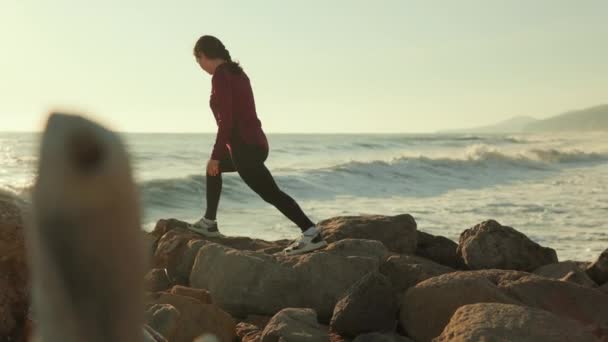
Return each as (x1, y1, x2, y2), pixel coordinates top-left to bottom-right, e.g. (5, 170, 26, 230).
(318, 214, 417, 255)
(169, 285, 212, 304)
(355, 333, 413, 342)
(457, 219, 558, 271)
(153, 229, 208, 284)
(151, 219, 292, 284)
(323, 239, 389, 262)
(401, 269, 608, 341)
(0, 192, 28, 340)
(416, 231, 463, 269)
(144, 268, 173, 292)
(380, 255, 454, 296)
(587, 249, 608, 286)
(330, 272, 398, 337)
(144, 324, 170, 342)
(353, 332, 414, 342)
(260, 308, 329, 342)
(145, 304, 180, 341)
(501, 275, 608, 336)
(236, 322, 263, 342)
(190, 242, 379, 322)
(433, 303, 600, 342)
(599, 283, 608, 295)
(152, 218, 290, 253)
(400, 270, 525, 342)
(150, 292, 235, 342)
(561, 270, 597, 288)
(241, 315, 272, 330)
(534, 261, 590, 279)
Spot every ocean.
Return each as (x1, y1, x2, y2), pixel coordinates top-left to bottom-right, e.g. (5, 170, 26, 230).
(1, 131, 607, 261)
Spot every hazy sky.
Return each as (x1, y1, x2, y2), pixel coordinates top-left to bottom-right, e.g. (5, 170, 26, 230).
(1, 1, 607, 133)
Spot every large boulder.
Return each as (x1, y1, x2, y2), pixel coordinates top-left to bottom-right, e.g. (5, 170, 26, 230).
(330, 272, 398, 337)
(353, 332, 414, 342)
(0, 192, 28, 340)
(457, 220, 557, 271)
(318, 214, 417, 254)
(168, 285, 212, 304)
(260, 308, 329, 342)
(400, 270, 525, 342)
(323, 239, 389, 262)
(534, 261, 590, 279)
(145, 304, 180, 341)
(190, 241, 380, 322)
(380, 255, 454, 297)
(153, 229, 207, 284)
(236, 322, 263, 342)
(561, 270, 597, 288)
(150, 219, 292, 284)
(149, 292, 235, 342)
(416, 231, 463, 269)
(500, 275, 608, 336)
(152, 218, 289, 253)
(587, 249, 608, 286)
(433, 303, 600, 342)
(401, 269, 608, 341)
(144, 268, 173, 292)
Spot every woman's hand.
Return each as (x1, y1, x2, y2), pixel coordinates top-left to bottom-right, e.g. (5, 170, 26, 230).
(207, 159, 220, 176)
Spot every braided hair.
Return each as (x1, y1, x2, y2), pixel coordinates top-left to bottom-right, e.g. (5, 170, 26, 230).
(193, 35, 244, 74)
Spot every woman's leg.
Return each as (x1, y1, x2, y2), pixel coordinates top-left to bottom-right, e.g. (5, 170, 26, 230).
(232, 146, 315, 231)
(204, 156, 237, 220)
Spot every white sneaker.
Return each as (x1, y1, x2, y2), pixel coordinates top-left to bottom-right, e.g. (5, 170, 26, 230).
(283, 230, 328, 256)
(187, 217, 222, 237)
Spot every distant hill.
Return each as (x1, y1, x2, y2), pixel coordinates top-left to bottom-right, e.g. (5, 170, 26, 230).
(439, 116, 539, 133)
(439, 104, 608, 133)
(523, 104, 608, 132)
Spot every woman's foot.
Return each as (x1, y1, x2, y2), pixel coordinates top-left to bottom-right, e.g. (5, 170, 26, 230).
(283, 227, 328, 256)
(187, 216, 223, 237)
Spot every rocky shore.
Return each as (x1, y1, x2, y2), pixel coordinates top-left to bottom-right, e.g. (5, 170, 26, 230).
(2, 193, 608, 341)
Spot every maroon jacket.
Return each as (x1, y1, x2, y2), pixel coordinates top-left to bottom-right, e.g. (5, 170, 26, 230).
(209, 63, 268, 160)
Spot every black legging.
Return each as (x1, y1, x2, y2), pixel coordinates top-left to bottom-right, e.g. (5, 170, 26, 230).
(204, 143, 315, 232)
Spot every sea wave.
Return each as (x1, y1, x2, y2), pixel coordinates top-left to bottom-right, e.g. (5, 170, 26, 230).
(137, 145, 608, 207)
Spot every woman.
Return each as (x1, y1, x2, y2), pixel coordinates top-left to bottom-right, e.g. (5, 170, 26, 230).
(189, 35, 327, 256)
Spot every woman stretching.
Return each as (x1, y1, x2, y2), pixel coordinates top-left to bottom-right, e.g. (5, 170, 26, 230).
(189, 35, 327, 256)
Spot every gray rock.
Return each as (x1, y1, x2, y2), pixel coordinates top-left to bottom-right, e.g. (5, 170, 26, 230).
(331, 272, 398, 337)
(145, 304, 180, 341)
(599, 283, 608, 295)
(380, 254, 454, 296)
(587, 248, 608, 286)
(433, 303, 600, 342)
(457, 219, 557, 271)
(190, 242, 379, 322)
(401, 269, 608, 341)
(534, 261, 590, 279)
(236, 322, 263, 342)
(144, 268, 173, 292)
(560, 270, 597, 288)
(260, 308, 329, 342)
(323, 239, 389, 262)
(353, 332, 414, 342)
(500, 275, 608, 335)
(148, 292, 236, 342)
(318, 214, 418, 254)
(416, 231, 463, 269)
(143, 324, 169, 342)
(400, 270, 525, 342)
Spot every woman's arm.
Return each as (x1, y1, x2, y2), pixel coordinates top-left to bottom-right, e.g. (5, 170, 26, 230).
(210, 70, 233, 160)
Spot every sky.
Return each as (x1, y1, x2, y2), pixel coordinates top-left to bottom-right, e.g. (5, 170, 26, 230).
(1, 0, 607, 133)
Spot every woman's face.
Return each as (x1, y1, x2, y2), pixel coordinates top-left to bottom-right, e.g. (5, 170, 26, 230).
(195, 53, 213, 75)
